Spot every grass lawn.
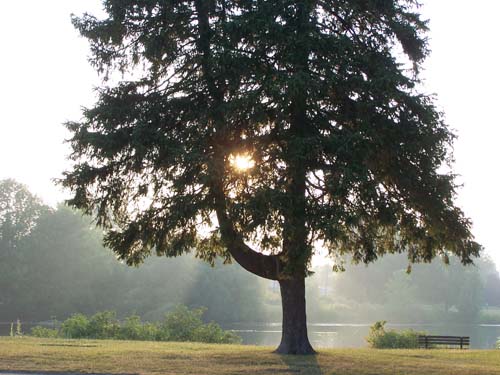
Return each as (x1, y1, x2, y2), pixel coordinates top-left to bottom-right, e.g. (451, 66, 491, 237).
(0, 337, 499, 375)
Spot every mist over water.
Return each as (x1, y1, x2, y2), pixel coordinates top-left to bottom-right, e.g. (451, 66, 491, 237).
(226, 323, 500, 350)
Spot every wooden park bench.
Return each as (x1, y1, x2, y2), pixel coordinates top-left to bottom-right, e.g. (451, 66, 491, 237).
(418, 335, 470, 349)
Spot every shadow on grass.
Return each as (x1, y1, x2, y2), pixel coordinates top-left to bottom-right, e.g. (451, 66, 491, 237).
(278, 353, 324, 375)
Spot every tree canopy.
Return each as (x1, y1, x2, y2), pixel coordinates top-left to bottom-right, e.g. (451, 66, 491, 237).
(0, 179, 48, 309)
(0, 179, 46, 249)
(64, 0, 479, 275)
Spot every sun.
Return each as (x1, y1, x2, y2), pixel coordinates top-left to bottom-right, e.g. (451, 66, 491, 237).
(229, 153, 255, 172)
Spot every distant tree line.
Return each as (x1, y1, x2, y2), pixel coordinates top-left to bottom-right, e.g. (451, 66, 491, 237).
(0, 179, 267, 324)
(1, 179, 499, 326)
(308, 253, 500, 323)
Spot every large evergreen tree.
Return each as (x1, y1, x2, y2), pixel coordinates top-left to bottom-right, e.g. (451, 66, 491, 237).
(63, 0, 480, 354)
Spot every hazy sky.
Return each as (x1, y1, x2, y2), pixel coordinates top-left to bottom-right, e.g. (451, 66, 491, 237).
(1, 1, 499, 268)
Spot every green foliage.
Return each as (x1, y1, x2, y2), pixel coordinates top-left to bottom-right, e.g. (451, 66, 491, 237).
(119, 315, 157, 341)
(60, 1, 481, 353)
(327, 253, 492, 323)
(60, 313, 90, 339)
(366, 321, 421, 349)
(0, 184, 267, 323)
(0, 179, 49, 311)
(87, 311, 121, 339)
(159, 305, 204, 342)
(30, 326, 59, 338)
(30, 307, 240, 344)
(0, 180, 492, 330)
(193, 322, 241, 344)
(496, 338, 500, 349)
(185, 262, 267, 323)
(63, 0, 480, 279)
(158, 305, 241, 344)
(0, 179, 47, 246)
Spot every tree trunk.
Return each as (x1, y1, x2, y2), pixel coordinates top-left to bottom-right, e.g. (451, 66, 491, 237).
(275, 277, 315, 355)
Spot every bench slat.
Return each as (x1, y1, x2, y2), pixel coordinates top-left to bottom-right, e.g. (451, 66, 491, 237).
(418, 336, 469, 340)
(419, 338, 469, 342)
(419, 342, 470, 345)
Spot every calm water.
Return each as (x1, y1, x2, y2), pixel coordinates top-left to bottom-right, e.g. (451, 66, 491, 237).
(2, 322, 499, 349)
(224, 322, 500, 349)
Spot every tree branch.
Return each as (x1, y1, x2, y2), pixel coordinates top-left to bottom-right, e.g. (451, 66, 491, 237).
(194, 0, 281, 281)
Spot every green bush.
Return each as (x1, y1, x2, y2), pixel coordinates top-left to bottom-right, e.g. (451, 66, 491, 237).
(496, 337, 500, 349)
(366, 321, 421, 349)
(159, 305, 205, 341)
(193, 322, 241, 344)
(30, 326, 59, 338)
(156, 305, 240, 344)
(119, 315, 158, 341)
(60, 313, 90, 338)
(30, 306, 239, 344)
(87, 311, 121, 339)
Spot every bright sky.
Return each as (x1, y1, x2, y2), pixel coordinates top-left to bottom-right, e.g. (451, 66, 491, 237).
(1, 1, 499, 268)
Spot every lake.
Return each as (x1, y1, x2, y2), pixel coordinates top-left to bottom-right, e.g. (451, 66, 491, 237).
(224, 322, 500, 349)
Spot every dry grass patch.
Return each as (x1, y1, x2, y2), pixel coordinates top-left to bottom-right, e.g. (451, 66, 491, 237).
(0, 337, 499, 375)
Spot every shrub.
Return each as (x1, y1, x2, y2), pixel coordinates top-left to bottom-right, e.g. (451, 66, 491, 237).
(193, 322, 241, 344)
(158, 305, 240, 344)
(496, 337, 500, 349)
(30, 326, 59, 338)
(119, 315, 143, 340)
(119, 315, 158, 341)
(366, 321, 421, 349)
(160, 305, 206, 341)
(159, 305, 205, 341)
(219, 330, 242, 344)
(59, 311, 121, 339)
(87, 311, 120, 339)
(60, 313, 90, 338)
(29, 306, 239, 344)
(140, 322, 160, 341)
